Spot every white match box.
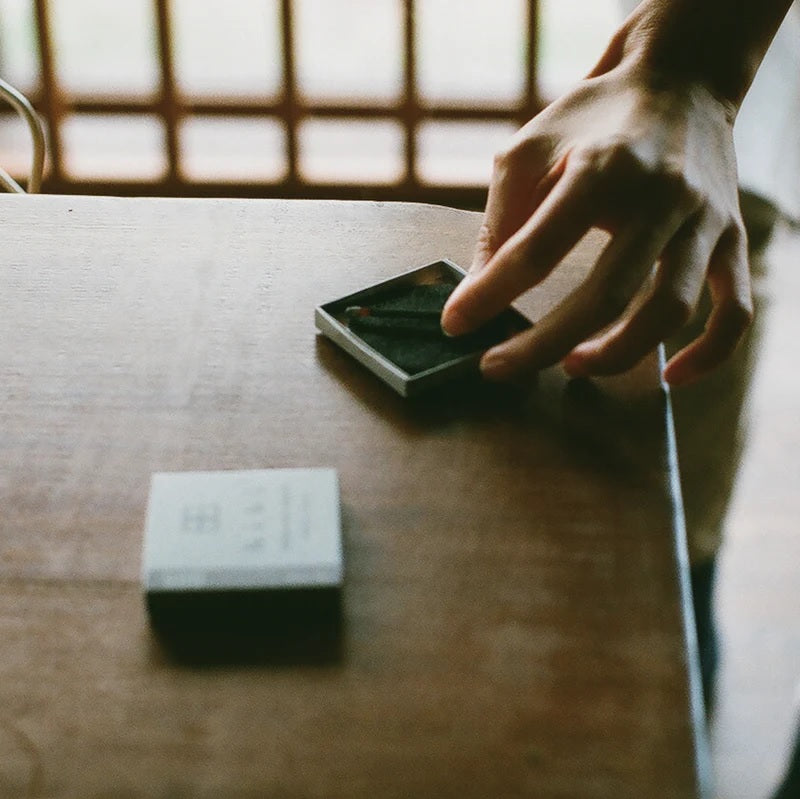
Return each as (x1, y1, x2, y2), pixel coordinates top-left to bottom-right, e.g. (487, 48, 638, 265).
(141, 468, 343, 657)
(142, 467, 342, 592)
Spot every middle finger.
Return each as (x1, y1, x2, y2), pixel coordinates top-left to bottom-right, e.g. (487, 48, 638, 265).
(479, 209, 688, 380)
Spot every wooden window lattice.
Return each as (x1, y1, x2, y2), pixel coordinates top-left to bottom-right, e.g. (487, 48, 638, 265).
(15, 0, 544, 206)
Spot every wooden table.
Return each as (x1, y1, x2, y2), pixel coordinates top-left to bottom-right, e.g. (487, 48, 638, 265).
(1, 195, 708, 798)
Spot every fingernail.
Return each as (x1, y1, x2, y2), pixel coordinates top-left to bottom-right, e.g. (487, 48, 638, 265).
(480, 349, 512, 380)
(441, 275, 474, 336)
(440, 305, 467, 337)
(663, 364, 691, 387)
(562, 353, 588, 378)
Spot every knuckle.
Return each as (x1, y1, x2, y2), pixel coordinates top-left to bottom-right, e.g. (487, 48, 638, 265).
(491, 138, 529, 178)
(670, 177, 701, 212)
(592, 279, 632, 323)
(645, 166, 702, 213)
(573, 139, 632, 174)
(492, 144, 513, 171)
(572, 142, 703, 213)
(475, 221, 496, 252)
(730, 223, 749, 256)
(599, 140, 666, 183)
(473, 222, 497, 264)
(721, 296, 754, 334)
(605, 140, 643, 174)
(700, 202, 728, 232)
(491, 146, 515, 180)
(654, 289, 695, 328)
(493, 132, 547, 175)
(655, 164, 687, 193)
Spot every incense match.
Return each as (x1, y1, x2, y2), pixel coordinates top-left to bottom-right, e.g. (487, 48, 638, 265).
(344, 305, 444, 320)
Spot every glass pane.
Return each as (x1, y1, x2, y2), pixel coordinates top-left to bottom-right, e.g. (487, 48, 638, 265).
(299, 118, 405, 184)
(295, 0, 403, 103)
(538, 0, 621, 98)
(0, 0, 39, 92)
(51, 0, 158, 97)
(0, 112, 50, 184)
(61, 114, 167, 180)
(416, 0, 526, 106)
(172, 0, 282, 98)
(179, 116, 287, 182)
(416, 120, 517, 186)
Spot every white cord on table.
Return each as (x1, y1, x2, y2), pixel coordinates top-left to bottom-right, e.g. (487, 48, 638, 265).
(0, 76, 46, 194)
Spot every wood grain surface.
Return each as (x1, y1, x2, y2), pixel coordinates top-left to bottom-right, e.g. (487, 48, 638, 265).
(0, 195, 707, 798)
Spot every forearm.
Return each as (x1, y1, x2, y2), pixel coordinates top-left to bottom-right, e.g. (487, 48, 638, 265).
(598, 0, 794, 111)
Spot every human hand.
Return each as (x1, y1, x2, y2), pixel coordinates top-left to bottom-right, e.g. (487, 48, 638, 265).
(441, 61, 753, 386)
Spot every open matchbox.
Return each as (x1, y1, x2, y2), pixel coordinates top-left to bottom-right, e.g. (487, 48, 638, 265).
(315, 258, 531, 397)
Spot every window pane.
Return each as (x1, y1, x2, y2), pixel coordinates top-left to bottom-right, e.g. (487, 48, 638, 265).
(61, 114, 166, 180)
(416, 120, 517, 186)
(0, 111, 50, 184)
(416, 0, 526, 106)
(179, 117, 287, 182)
(0, 0, 39, 92)
(172, 0, 282, 99)
(51, 0, 158, 97)
(295, 0, 403, 103)
(299, 118, 405, 184)
(538, 0, 621, 98)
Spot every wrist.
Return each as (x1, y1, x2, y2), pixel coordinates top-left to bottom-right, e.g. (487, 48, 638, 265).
(621, 35, 740, 126)
(626, 22, 750, 113)
(596, 0, 792, 115)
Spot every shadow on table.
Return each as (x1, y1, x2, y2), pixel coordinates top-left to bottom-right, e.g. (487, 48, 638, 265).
(314, 332, 531, 429)
(146, 587, 344, 668)
(316, 333, 671, 481)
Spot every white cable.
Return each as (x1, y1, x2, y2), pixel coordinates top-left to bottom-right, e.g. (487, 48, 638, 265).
(0, 76, 46, 193)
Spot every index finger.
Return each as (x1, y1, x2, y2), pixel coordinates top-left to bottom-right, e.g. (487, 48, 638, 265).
(442, 164, 597, 337)
(471, 148, 568, 276)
